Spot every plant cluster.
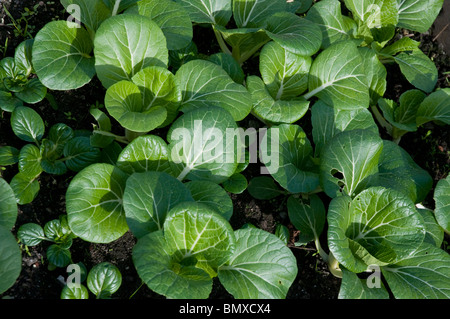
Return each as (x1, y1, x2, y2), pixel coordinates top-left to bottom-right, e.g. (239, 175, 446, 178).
(0, 0, 449, 299)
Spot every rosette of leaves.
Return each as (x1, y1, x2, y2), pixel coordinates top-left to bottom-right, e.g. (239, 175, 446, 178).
(17, 215, 77, 269)
(1, 107, 101, 204)
(0, 179, 22, 295)
(0, 39, 47, 112)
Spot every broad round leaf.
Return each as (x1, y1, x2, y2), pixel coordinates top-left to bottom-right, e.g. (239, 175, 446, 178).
(305, 41, 370, 110)
(0, 225, 22, 294)
(261, 124, 319, 194)
(32, 21, 95, 90)
(63, 136, 102, 172)
(123, 171, 194, 238)
(60, 0, 111, 32)
(287, 194, 325, 243)
(14, 39, 33, 76)
(265, 12, 322, 57)
(327, 187, 426, 273)
(11, 106, 45, 143)
(185, 180, 233, 221)
(0, 178, 18, 230)
(233, 0, 285, 28)
(94, 14, 168, 88)
(208, 53, 245, 84)
(167, 106, 242, 183)
(222, 173, 247, 194)
(116, 135, 172, 175)
(339, 268, 389, 299)
(218, 227, 298, 299)
(175, 59, 252, 122)
(87, 262, 122, 298)
(247, 176, 284, 200)
(0, 146, 19, 166)
(416, 88, 450, 126)
(9, 173, 40, 205)
(66, 164, 129, 243)
(434, 175, 450, 232)
(382, 242, 450, 299)
(15, 79, 47, 104)
(126, 0, 193, 51)
(175, 0, 232, 26)
(320, 129, 383, 198)
(17, 223, 46, 246)
(397, 0, 444, 33)
(47, 244, 72, 268)
(60, 284, 89, 299)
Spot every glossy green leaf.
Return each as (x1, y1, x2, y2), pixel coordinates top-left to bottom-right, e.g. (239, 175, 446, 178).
(287, 195, 325, 243)
(175, 59, 252, 121)
(0, 225, 22, 294)
(18, 144, 42, 178)
(247, 176, 284, 200)
(0, 178, 18, 230)
(262, 124, 318, 194)
(208, 53, 245, 84)
(175, 0, 232, 26)
(305, 41, 370, 110)
(14, 78, 47, 104)
(382, 242, 450, 299)
(260, 41, 311, 100)
(10, 173, 40, 205)
(32, 21, 95, 90)
(63, 136, 102, 172)
(116, 135, 172, 175)
(10, 106, 45, 143)
(396, 0, 444, 33)
(418, 208, 444, 248)
(47, 244, 72, 268)
(264, 12, 322, 57)
(126, 0, 193, 51)
(103, 0, 139, 13)
(320, 129, 383, 198)
(66, 163, 129, 243)
(0, 146, 20, 166)
(60, 284, 89, 299)
(328, 187, 426, 273)
(17, 223, 46, 246)
(94, 14, 168, 88)
(416, 88, 450, 126)
(123, 171, 194, 238)
(222, 173, 247, 194)
(358, 47, 386, 105)
(61, 0, 112, 32)
(434, 175, 450, 232)
(14, 39, 33, 76)
(233, 0, 285, 28)
(87, 262, 122, 298)
(218, 227, 297, 299)
(167, 106, 242, 183)
(339, 268, 389, 299)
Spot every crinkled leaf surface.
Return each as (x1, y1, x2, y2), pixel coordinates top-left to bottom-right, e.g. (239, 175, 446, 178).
(123, 171, 193, 238)
(32, 21, 95, 90)
(94, 14, 168, 88)
(218, 227, 297, 299)
(320, 129, 383, 198)
(66, 163, 129, 243)
(328, 187, 426, 273)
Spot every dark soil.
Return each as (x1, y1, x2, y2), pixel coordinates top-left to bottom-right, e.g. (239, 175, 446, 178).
(0, 0, 448, 301)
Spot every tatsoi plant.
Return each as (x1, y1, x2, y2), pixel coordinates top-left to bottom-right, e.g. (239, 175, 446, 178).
(60, 262, 122, 299)
(17, 215, 77, 269)
(0, 39, 47, 112)
(0, 106, 101, 204)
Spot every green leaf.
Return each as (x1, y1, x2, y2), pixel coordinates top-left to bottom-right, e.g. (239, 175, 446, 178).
(305, 41, 370, 110)
(0, 178, 18, 230)
(222, 173, 247, 194)
(0, 90, 22, 112)
(358, 47, 387, 105)
(175, 59, 252, 122)
(382, 242, 450, 299)
(17, 223, 46, 246)
(126, 0, 193, 51)
(174, 0, 232, 26)
(247, 176, 284, 200)
(394, 50, 438, 93)
(66, 163, 129, 243)
(287, 195, 325, 243)
(87, 262, 122, 298)
(218, 227, 297, 299)
(416, 88, 450, 126)
(311, 100, 379, 156)
(0, 146, 20, 166)
(60, 284, 89, 299)
(328, 187, 426, 273)
(396, 0, 444, 33)
(116, 135, 172, 175)
(247, 76, 309, 124)
(264, 12, 322, 57)
(434, 175, 450, 232)
(102, 0, 139, 13)
(185, 180, 233, 221)
(167, 106, 242, 183)
(14, 39, 34, 76)
(0, 225, 22, 294)
(10, 172, 40, 205)
(60, 0, 112, 32)
(320, 129, 383, 198)
(63, 136, 102, 172)
(260, 41, 311, 100)
(94, 14, 168, 88)
(123, 171, 194, 238)
(10, 106, 45, 143)
(339, 268, 389, 299)
(32, 21, 95, 90)
(306, 0, 356, 49)
(48, 123, 75, 154)
(418, 208, 444, 248)
(380, 37, 420, 56)
(18, 144, 42, 177)
(208, 53, 245, 84)
(233, 0, 285, 28)
(47, 244, 72, 268)
(262, 124, 318, 194)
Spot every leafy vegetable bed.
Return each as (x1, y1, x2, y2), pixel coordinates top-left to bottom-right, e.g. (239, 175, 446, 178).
(0, 0, 449, 300)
